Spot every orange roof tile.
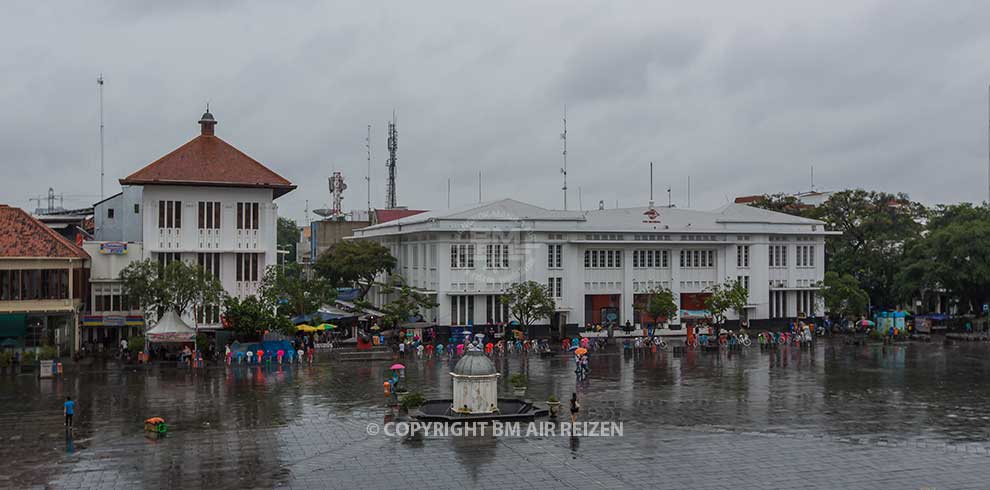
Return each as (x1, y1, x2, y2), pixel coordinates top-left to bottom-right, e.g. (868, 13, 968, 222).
(0, 205, 89, 259)
(120, 117, 295, 198)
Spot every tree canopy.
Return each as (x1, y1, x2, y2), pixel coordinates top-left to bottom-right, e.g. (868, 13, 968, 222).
(120, 259, 226, 319)
(277, 217, 299, 263)
(818, 271, 869, 320)
(704, 279, 748, 335)
(315, 240, 396, 299)
(642, 287, 678, 325)
(259, 262, 336, 319)
(222, 295, 293, 340)
(364, 275, 437, 330)
(501, 281, 555, 327)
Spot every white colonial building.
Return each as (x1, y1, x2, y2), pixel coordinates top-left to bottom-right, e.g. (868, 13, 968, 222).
(352, 199, 835, 332)
(84, 111, 294, 342)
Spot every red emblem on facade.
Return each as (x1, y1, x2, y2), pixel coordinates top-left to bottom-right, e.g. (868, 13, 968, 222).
(642, 208, 660, 222)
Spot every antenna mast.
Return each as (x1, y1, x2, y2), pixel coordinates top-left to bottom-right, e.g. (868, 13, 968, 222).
(366, 125, 372, 218)
(478, 170, 482, 203)
(386, 112, 398, 209)
(97, 75, 105, 200)
(649, 161, 654, 207)
(560, 106, 568, 210)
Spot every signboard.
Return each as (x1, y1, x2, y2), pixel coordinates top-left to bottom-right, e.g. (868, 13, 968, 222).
(103, 315, 127, 327)
(99, 242, 128, 255)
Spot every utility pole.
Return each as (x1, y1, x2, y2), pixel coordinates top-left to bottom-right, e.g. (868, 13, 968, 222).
(97, 75, 105, 200)
(366, 124, 372, 218)
(560, 106, 568, 210)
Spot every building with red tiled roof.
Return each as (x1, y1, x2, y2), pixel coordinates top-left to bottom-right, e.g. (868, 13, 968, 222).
(119, 112, 296, 198)
(86, 111, 296, 338)
(0, 205, 89, 353)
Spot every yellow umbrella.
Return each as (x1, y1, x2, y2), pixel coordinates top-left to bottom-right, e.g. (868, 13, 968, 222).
(296, 324, 319, 332)
(317, 323, 337, 330)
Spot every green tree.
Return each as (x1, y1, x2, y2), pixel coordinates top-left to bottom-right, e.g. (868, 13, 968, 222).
(812, 189, 927, 309)
(259, 262, 336, 319)
(222, 295, 293, 340)
(704, 279, 749, 337)
(643, 287, 678, 326)
(897, 203, 990, 313)
(363, 275, 437, 330)
(277, 217, 299, 263)
(315, 240, 397, 299)
(501, 281, 555, 327)
(749, 193, 811, 216)
(120, 259, 226, 318)
(817, 272, 869, 320)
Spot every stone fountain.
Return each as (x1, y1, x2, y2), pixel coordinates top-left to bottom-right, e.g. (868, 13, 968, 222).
(413, 348, 547, 422)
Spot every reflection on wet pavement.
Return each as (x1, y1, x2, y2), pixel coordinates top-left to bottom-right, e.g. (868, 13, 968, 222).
(2, 339, 990, 489)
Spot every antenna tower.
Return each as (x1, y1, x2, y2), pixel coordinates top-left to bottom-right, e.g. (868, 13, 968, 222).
(329, 171, 347, 220)
(386, 112, 398, 209)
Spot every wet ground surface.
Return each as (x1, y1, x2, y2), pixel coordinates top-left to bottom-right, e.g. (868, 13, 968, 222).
(3, 338, 990, 489)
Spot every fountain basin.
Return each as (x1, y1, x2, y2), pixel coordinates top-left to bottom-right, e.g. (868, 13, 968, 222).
(412, 398, 548, 422)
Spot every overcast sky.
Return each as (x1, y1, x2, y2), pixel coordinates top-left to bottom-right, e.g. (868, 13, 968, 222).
(3, 0, 990, 222)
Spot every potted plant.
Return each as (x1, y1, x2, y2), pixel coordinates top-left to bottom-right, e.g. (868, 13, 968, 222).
(546, 394, 560, 417)
(510, 373, 527, 396)
(0, 351, 12, 375)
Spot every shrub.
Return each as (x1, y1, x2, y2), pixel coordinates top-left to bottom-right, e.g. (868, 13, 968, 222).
(38, 345, 57, 360)
(509, 373, 527, 387)
(22, 350, 37, 365)
(547, 394, 559, 403)
(128, 335, 145, 353)
(399, 392, 426, 411)
(0, 351, 11, 367)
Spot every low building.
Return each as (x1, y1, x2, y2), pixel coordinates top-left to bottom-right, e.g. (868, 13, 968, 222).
(80, 241, 145, 348)
(352, 198, 835, 334)
(0, 205, 89, 353)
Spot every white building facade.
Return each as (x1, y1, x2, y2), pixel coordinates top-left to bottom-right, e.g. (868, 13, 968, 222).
(352, 199, 835, 332)
(86, 111, 294, 339)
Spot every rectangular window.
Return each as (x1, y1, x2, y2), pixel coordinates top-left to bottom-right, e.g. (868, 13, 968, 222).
(236, 253, 259, 281)
(770, 245, 788, 268)
(157, 252, 180, 269)
(584, 249, 622, 269)
(198, 202, 221, 229)
(547, 277, 562, 298)
(198, 253, 222, 279)
(237, 202, 260, 230)
(107, 208, 115, 219)
(737, 245, 750, 268)
(158, 200, 182, 228)
(485, 244, 509, 269)
(680, 249, 714, 268)
(450, 295, 474, 325)
(548, 244, 562, 269)
(450, 244, 476, 269)
(134, 203, 140, 214)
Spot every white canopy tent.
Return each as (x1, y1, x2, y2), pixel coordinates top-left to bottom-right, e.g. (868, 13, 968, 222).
(145, 309, 196, 343)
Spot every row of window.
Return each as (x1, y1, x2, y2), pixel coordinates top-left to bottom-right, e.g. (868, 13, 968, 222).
(679, 250, 715, 268)
(450, 244, 475, 269)
(769, 245, 788, 268)
(737, 245, 750, 268)
(0, 269, 70, 301)
(547, 244, 563, 269)
(93, 294, 139, 312)
(485, 244, 509, 269)
(158, 201, 261, 230)
(584, 250, 623, 269)
(632, 250, 669, 269)
(796, 245, 816, 268)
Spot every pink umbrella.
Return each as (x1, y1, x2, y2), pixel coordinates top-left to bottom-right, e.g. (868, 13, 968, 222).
(390, 363, 405, 370)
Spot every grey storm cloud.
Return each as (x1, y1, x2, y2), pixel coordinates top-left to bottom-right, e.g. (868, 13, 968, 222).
(3, 0, 990, 222)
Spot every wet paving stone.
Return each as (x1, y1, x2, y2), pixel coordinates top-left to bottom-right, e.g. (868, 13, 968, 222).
(2, 339, 990, 489)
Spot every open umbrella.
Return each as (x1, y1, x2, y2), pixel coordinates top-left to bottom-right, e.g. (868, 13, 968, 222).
(859, 320, 875, 327)
(296, 324, 320, 332)
(574, 347, 588, 355)
(390, 363, 405, 370)
(370, 325, 381, 331)
(317, 323, 337, 330)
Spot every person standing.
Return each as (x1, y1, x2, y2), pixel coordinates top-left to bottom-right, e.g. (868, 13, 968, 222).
(64, 396, 75, 428)
(569, 392, 580, 424)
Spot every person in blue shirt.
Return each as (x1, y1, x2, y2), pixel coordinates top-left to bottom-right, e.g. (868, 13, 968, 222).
(64, 396, 75, 428)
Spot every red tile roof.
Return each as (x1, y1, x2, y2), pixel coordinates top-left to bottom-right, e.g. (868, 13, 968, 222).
(120, 128, 296, 198)
(375, 208, 428, 224)
(734, 195, 763, 204)
(0, 205, 89, 259)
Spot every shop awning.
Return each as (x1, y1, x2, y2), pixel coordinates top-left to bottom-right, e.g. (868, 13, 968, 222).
(0, 314, 26, 338)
